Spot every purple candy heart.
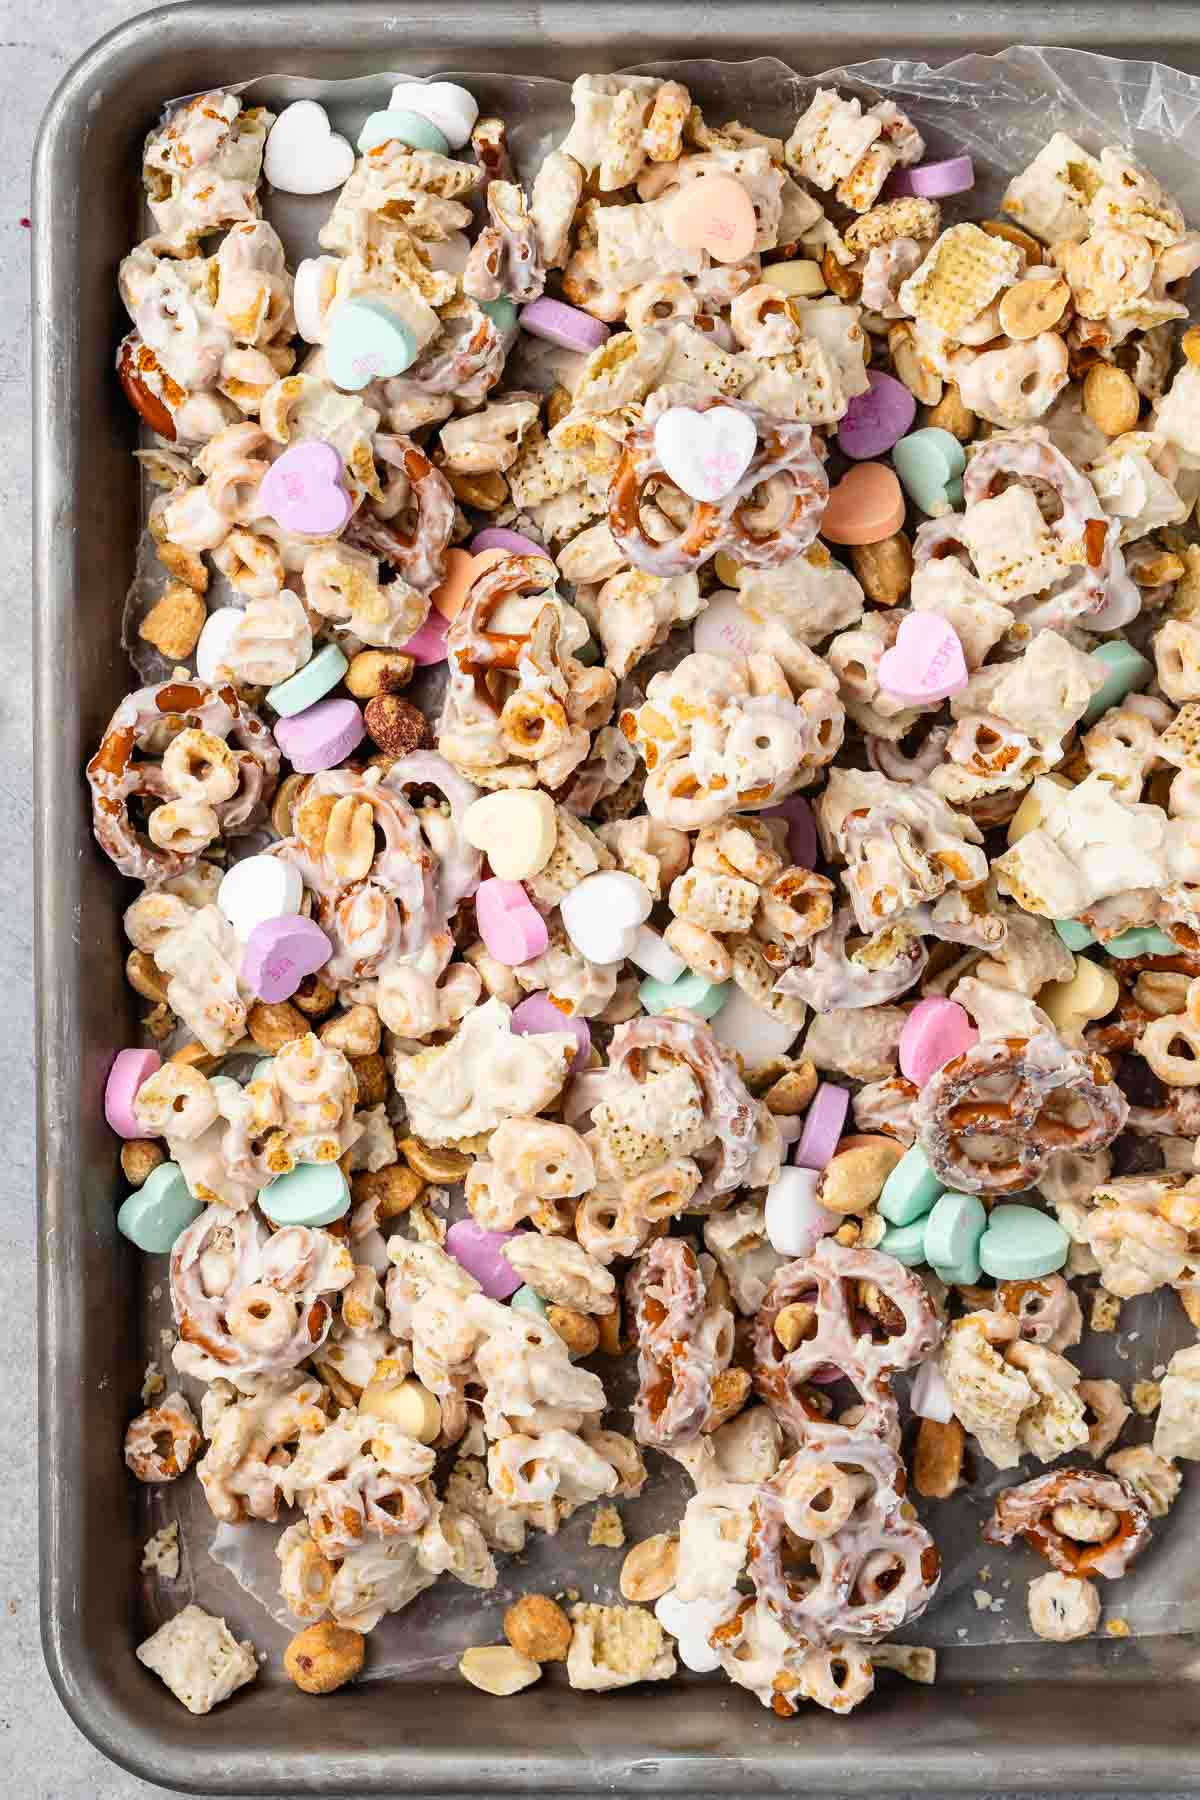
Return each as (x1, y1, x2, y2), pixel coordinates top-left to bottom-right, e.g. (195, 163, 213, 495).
(400, 610, 450, 667)
(511, 991, 591, 1073)
(793, 1082, 850, 1171)
(274, 698, 365, 773)
(446, 1219, 525, 1299)
(837, 371, 916, 461)
(763, 794, 818, 870)
(518, 296, 610, 353)
(887, 155, 975, 199)
(259, 441, 354, 536)
(242, 915, 333, 1002)
(469, 527, 546, 558)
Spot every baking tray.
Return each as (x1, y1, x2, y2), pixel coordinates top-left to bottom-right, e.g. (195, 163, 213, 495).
(32, 3, 1200, 1792)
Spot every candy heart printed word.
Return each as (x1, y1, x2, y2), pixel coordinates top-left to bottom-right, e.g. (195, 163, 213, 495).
(242, 915, 333, 1003)
(388, 80, 479, 150)
(259, 441, 353, 536)
(654, 405, 757, 504)
(877, 613, 968, 703)
(692, 592, 761, 663)
(664, 173, 758, 263)
(263, 100, 355, 195)
(325, 297, 419, 390)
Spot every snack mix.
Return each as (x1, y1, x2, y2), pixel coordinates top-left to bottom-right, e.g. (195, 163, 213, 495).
(102, 72, 1200, 1717)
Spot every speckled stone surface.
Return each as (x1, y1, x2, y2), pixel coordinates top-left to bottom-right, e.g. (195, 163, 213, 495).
(4, 4, 1191, 1797)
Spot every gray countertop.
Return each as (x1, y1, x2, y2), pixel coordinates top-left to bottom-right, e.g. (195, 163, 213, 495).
(4, 3, 1192, 1796)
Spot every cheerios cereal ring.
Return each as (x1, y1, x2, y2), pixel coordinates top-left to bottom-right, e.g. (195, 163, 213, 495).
(123, 1393, 201, 1482)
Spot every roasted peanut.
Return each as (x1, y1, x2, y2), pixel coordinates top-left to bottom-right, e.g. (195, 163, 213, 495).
(348, 1050, 388, 1107)
(889, 320, 942, 404)
(352, 1164, 424, 1219)
(914, 1417, 964, 1499)
(997, 275, 1070, 339)
(925, 382, 977, 442)
(399, 1136, 471, 1183)
(319, 1004, 382, 1057)
(547, 1305, 600, 1358)
(849, 531, 913, 606)
(703, 1366, 751, 1431)
(821, 248, 861, 300)
(121, 1139, 165, 1185)
(774, 1302, 817, 1350)
(460, 1644, 542, 1694)
(126, 948, 169, 1005)
(981, 217, 1043, 262)
(1083, 363, 1140, 436)
(503, 1593, 571, 1663)
(816, 1139, 903, 1215)
(292, 974, 338, 1019)
(619, 1533, 679, 1604)
(284, 1622, 365, 1694)
(324, 795, 375, 883)
(247, 1000, 309, 1051)
(445, 467, 508, 511)
(270, 770, 309, 840)
(345, 649, 414, 700)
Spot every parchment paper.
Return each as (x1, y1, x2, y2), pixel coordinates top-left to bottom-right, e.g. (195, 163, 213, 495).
(131, 46, 1200, 1674)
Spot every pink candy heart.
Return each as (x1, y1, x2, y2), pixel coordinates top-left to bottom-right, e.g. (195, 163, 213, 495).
(274, 698, 365, 773)
(511, 991, 591, 1073)
(445, 1219, 525, 1299)
(899, 997, 978, 1088)
(400, 610, 450, 666)
(105, 1047, 162, 1139)
(242, 915, 333, 1002)
(469, 527, 545, 558)
(877, 614, 968, 703)
(476, 878, 549, 966)
(259, 441, 353, 536)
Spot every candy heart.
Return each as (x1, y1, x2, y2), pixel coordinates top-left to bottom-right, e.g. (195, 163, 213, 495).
(878, 613, 968, 703)
(260, 1163, 351, 1228)
(242, 915, 332, 1002)
(764, 1165, 839, 1257)
(274, 697, 365, 772)
(1054, 918, 1096, 952)
(357, 109, 449, 156)
(476, 878, 549, 966)
(400, 609, 450, 666)
(762, 795, 817, 870)
(481, 298, 518, 334)
(879, 1143, 945, 1225)
(326, 298, 418, 391)
(654, 405, 757, 504)
(708, 983, 796, 1061)
(923, 1190, 987, 1275)
(899, 997, 978, 1087)
(431, 546, 508, 622)
(837, 371, 916, 461)
(879, 1215, 928, 1267)
(793, 1082, 850, 1170)
(978, 1205, 1070, 1281)
(463, 789, 558, 880)
(892, 427, 966, 515)
(195, 607, 244, 684)
(263, 100, 355, 195)
(1081, 640, 1154, 725)
(446, 1220, 524, 1299)
(1039, 956, 1119, 1033)
(218, 854, 304, 942)
(561, 870, 652, 965)
(293, 255, 340, 344)
(1102, 926, 1177, 959)
(511, 993, 591, 1073)
(509, 1284, 549, 1320)
(267, 643, 349, 718)
(519, 296, 610, 353)
(470, 527, 545, 558)
(692, 592, 760, 663)
(627, 924, 686, 984)
(664, 173, 757, 264)
(910, 1358, 954, 1423)
(639, 969, 731, 1021)
(105, 1048, 162, 1139)
(388, 80, 479, 150)
(820, 462, 906, 544)
(259, 441, 353, 536)
(117, 1161, 203, 1252)
(888, 155, 975, 199)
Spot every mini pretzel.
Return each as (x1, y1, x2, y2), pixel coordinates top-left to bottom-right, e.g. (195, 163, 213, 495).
(404, 297, 512, 405)
(609, 400, 828, 578)
(626, 1238, 732, 1449)
(774, 907, 928, 1012)
(87, 678, 279, 884)
(753, 1239, 941, 1446)
(463, 180, 546, 304)
(603, 1013, 779, 1210)
(748, 1428, 940, 1645)
(345, 435, 455, 593)
(124, 1393, 201, 1482)
(914, 1032, 1128, 1195)
(983, 1468, 1151, 1578)
(995, 1276, 1082, 1352)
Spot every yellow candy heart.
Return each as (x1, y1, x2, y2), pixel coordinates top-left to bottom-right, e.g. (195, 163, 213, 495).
(1039, 956, 1119, 1033)
(462, 789, 558, 881)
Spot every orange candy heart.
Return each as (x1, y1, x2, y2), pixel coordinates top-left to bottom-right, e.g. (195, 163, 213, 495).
(664, 174, 757, 265)
(820, 463, 907, 546)
(431, 546, 508, 621)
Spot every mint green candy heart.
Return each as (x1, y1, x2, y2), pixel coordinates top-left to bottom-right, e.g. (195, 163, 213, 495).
(1081, 640, 1154, 726)
(268, 643, 348, 717)
(978, 1204, 1069, 1280)
(260, 1162, 351, 1227)
(1054, 918, 1096, 951)
(892, 428, 966, 515)
(510, 1284, 549, 1320)
(1103, 926, 1177, 959)
(924, 1191, 986, 1272)
(879, 1143, 945, 1225)
(879, 1215, 927, 1267)
(117, 1162, 203, 1253)
(639, 970, 730, 1019)
(481, 298, 518, 334)
(357, 109, 449, 155)
(931, 1251, 983, 1286)
(327, 298, 419, 391)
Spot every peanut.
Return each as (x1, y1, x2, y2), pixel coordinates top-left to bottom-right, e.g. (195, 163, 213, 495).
(925, 382, 977, 443)
(547, 1305, 600, 1358)
(816, 1139, 904, 1215)
(849, 531, 913, 606)
(324, 794, 375, 882)
(820, 248, 861, 301)
(913, 1417, 964, 1499)
(1082, 363, 1140, 436)
(121, 1139, 165, 1186)
(292, 974, 338, 1018)
(774, 1301, 816, 1351)
(399, 1136, 471, 1183)
(460, 1644, 542, 1695)
(364, 694, 431, 757)
(352, 1164, 423, 1219)
(619, 1534, 679, 1604)
(997, 275, 1070, 340)
(284, 1622, 365, 1694)
(763, 1060, 818, 1114)
(347, 1050, 388, 1107)
(270, 770, 309, 840)
(247, 999, 309, 1052)
(889, 320, 942, 405)
(445, 467, 508, 511)
(345, 649, 414, 700)
(981, 218, 1043, 262)
(503, 1593, 571, 1663)
(126, 948, 169, 1005)
(359, 1376, 442, 1443)
(703, 1366, 751, 1431)
(319, 1004, 382, 1057)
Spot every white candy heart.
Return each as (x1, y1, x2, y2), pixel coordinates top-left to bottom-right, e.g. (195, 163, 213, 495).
(561, 870, 651, 965)
(654, 405, 757, 504)
(654, 1589, 738, 1673)
(707, 983, 799, 1063)
(263, 100, 355, 196)
(910, 1358, 954, 1423)
(764, 1165, 838, 1257)
(195, 607, 244, 684)
(293, 255, 341, 344)
(627, 924, 686, 984)
(218, 855, 304, 942)
(692, 591, 760, 664)
(388, 81, 479, 150)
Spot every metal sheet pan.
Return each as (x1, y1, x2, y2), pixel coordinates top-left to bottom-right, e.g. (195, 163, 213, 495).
(32, 4, 1200, 1791)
